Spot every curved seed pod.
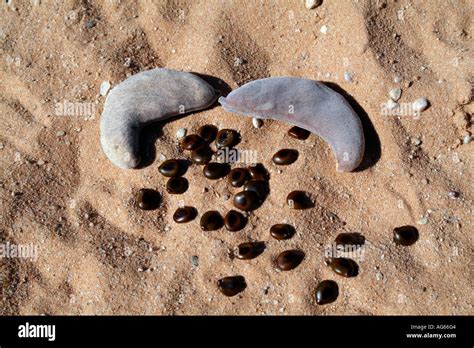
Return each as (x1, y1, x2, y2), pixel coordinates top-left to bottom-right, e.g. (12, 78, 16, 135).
(219, 77, 365, 172)
(100, 68, 218, 169)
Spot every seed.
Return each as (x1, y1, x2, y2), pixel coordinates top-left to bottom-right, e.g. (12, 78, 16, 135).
(180, 134, 204, 150)
(137, 188, 160, 210)
(228, 168, 249, 187)
(243, 180, 268, 200)
(275, 249, 305, 271)
(158, 159, 184, 177)
(173, 206, 197, 223)
(203, 162, 230, 180)
(270, 224, 295, 240)
(393, 225, 419, 246)
(217, 275, 247, 297)
(166, 177, 188, 194)
(288, 126, 310, 140)
(273, 149, 299, 165)
(236, 242, 265, 260)
(191, 146, 213, 165)
(215, 129, 239, 148)
(233, 191, 260, 211)
(329, 258, 358, 277)
(200, 211, 224, 231)
(248, 163, 269, 181)
(334, 232, 365, 247)
(315, 280, 339, 305)
(224, 210, 246, 232)
(287, 190, 312, 209)
(198, 124, 218, 143)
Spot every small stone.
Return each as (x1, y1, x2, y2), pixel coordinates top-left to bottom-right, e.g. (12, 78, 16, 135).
(343, 71, 353, 83)
(413, 97, 429, 113)
(320, 25, 328, 34)
(389, 88, 402, 101)
(252, 117, 263, 128)
(100, 81, 111, 96)
(124, 57, 132, 67)
(0, 143, 4, 150)
(417, 217, 428, 225)
(85, 19, 95, 29)
(56, 130, 66, 137)
(305, 0, 322, 10)
(448, 190, 460, 199)
(234, 57, 244, 67)
(393, 76, 402, 83)
(176, 128, 187, 139)
(37, 159, 45, 166)
(463, 135, 471, 144)
(411, 137, 421, 146)
(191, 255, 199, 267)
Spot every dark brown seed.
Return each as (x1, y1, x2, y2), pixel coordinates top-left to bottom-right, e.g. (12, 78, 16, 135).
(243, 180, 268, 200)
(248, 163, 269, 181)
(335, 233, 365, 247)
(166, 177, 188, 194)
(329, 258, 358, 277)
(236, 242, 265, 260)
(393, 225, 419, 246)
(158, 159, 184, 177)
(228, 168, 249, 187)
(215, 129, 239, 148)
(137, 188, 160, 210)
(276, 249, 305, 271)
(191, 146, 213, 165)
(200, 211, 224, 231)
(233, 191, 260, 211)
(224, 210, 246, 232)
(217, 276, 246, 297)
(270, 224, 295, 240)
(288, 126, 310, 140)
(272, 149, 299, 165)
(315, 280, 339, 305)
(198, 124, 218, 143)
(173, 206, 197, 223)
(287, 190, 312, 209)
(180, 134, 204, 150)
(203, 162, 230, 180)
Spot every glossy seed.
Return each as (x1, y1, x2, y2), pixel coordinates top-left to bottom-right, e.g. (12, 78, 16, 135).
(228, 168, 249, 187)
(166, 177, 188, 194)
(243, 180, 268, 200)
(329, 258, 358, 277)
(203, 162, 230, 180)
(224, 210, 246, 232)
(288, 126, 310, 140)
(248, 163, 269, 181)
(180, 134, 204, 150)
(393, 225, 419, 246)
(215, 129, 239, 148)
(191, 146, 213, 165)
(217, 275, 247, 297)
(335, 232, 365, 247)
(287, 190, 312, 209)
(173, 206, 197, 223)
(236, 242, 265, 260)
(276, 249, 305, 271)
(233, 191, 260, 211)
(270, 224, 295, 240)
(158, 159, 184, 177)
(272, 149, 299, 165)
(315, 280, 339, 305)
(198, 124, 218, 143)
(200, 210, 224, 231)
(137, 188, 160, 210)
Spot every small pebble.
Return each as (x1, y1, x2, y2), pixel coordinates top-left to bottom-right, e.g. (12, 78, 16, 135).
(166, 177, 188, 194)
(198, 124, 218, 143)
(417, 217, 428, 225)
(393, 76, 402, 83)
(411, 137, 422, 146)
(463, 135, 471, 144)
(305, 0, 322, 10)
(447, 190, 460, 199)
(191, 255, 199, 267)
(123, 57, 132, 67)
(389, 88, 402, 101)
(343, 71, 353, 83)
(176, 128, 187, 139)
(233, 191, 260, 211)
(173, 206, 197, 223)
(0, 143, 4, 150)
(276, 250, 305, 271)
(413, 97, 429, 113)
(37, 159, 45, 166)
(137, 188, 160, 210)
(200, 211, 224, 231)
(236, 242, 265, 260)
(315, 280, 339, 305)
(320, 25, 328, 34)
(217, 276, 246, 297)
(287, 190, 312, 209)
(272, 149, 299, 165)
(252, 118, 263, 128)
(56, 130, 66, 137)
(270, 224, 295, 240)
(224, 210, 246, 231)
(288, 126, 310, 140)
(393, 225, 419, 246)
(100, 81, 111, 96)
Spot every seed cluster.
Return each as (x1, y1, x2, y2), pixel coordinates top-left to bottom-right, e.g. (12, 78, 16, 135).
(136, 125, 421, 304)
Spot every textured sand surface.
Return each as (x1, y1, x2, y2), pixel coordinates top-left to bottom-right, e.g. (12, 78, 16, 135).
(0, 0, 473, 315)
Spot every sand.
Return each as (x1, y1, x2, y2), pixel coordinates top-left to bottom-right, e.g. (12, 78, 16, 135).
(0, 0, 472, 315)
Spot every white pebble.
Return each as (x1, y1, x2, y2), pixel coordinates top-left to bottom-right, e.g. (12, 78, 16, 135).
(252, 117, 263, 128)
(37, 159, 45, 166)
(411, 137, 421, 146)
(305, 0, 322, 10)
(413, 97, 429, 113)
(159, 153, 167, 162)
(56, 130, 66, 137)
(344, 71, 353, 83)
(100, 81, 111, 96)
(0, 143, 4, 150)
(389, 88, 402, 101)
(417, 217, 428, 225)
(463, 135, 471, 144)
(320, 25, 328, 34)
(176, 128, 187, 139)
(393, 76, 402, 83)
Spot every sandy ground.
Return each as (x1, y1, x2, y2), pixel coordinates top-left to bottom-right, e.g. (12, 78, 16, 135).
(0, 0, 473, 315)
